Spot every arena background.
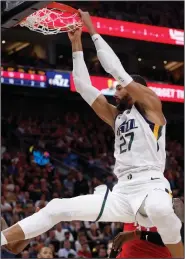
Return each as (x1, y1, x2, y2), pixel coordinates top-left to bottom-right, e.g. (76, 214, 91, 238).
(1, 1, 184, 258)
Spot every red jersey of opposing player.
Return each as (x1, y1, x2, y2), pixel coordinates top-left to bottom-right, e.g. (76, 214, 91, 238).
(117, 223, 172, 258)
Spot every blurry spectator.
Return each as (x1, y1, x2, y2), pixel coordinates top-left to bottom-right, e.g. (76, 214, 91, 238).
(73, 171, 89, 196)
(58, 240, 77, 258)
(21, 250, 30, 259)
(29, 243, 39, 258)
(107, 240, 113, 257)
(24, 201, 35, 217)
(7, 160, 18, 176)
(63, 173, 75, 196)
(35, 236, 45, 252)
(101, 224, 113, 244)
(37, 247, 53, 259)
(75, 233, 88, 252)
(1, 196, 12, 220)
(35, 194, 48, 208)
(54, 223, 74, 242)
(111, 222, 123, 236)
(45, 230, 60, 248)
(98, 248, 107, 258)
(38, 137, 46, 149)
(87, 223, 103, 243)
(13, 201, 24, 218)
(48, 244, 56, 257)
(77, 243, 92, 258)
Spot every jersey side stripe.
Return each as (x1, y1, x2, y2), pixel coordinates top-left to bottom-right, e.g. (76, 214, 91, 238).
(153, 124, 160, 139)
(153, 124, 163, 140)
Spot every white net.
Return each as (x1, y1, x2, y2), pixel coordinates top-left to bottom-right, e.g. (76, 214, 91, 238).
(19, 7, 83, 35)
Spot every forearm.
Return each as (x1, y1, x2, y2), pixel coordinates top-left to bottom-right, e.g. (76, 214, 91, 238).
(72, 48, 101, 106)
(72, 38, 83, 53)
(91, 34, 133, 87)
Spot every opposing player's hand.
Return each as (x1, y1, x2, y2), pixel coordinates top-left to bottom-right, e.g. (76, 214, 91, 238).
(112, 231, 136, 251)
(68, 28, 82, 42)
(78, 9, 96, 35)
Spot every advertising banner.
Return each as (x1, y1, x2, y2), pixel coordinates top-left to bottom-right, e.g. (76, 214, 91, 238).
(71, 75, 184, 103)
(83, 17, 184, 46)
(46, 71, 70, 88)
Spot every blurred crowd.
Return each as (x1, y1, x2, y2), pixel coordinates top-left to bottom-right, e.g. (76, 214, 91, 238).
(1, 109, 184, 258)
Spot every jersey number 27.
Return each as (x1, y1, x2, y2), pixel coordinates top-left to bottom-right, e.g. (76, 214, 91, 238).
(120, 132, 134, 154)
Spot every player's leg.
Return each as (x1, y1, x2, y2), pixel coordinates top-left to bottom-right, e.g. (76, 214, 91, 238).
(144, 189, 183, 258)
(1, 186, 134, 245)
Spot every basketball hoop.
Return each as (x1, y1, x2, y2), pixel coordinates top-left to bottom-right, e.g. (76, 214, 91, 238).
(18, 2, 83, 35)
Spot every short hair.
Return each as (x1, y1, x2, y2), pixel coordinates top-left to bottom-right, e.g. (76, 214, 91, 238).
(131, 74, 147, 86)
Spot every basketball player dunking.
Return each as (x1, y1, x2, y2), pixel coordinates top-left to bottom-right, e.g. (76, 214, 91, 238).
(1, 10, 183, 258)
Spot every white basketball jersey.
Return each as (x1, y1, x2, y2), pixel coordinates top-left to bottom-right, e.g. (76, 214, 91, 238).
(114, 105, 166, 179)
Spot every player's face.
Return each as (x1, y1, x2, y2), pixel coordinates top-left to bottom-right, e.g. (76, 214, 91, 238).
(114, 85, 133, 111)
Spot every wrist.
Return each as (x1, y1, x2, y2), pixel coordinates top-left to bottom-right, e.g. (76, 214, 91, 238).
(72, 39, 83, 52)
(71, 38, 82, 45)
(86, 25, 97, 36)
(89, 29, 97, 36)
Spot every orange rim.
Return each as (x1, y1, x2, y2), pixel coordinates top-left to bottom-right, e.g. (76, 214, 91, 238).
(18, 2, 81, 29)
(46, 2, 79, 14)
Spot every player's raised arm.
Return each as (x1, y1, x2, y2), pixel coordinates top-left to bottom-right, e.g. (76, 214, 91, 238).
(79, 10, 162, 115)
(68, 29, 118, 128)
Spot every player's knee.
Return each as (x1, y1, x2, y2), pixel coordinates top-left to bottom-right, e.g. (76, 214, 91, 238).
(144, 190, 182, 244)
(158, 212, 182, 244)
(145, 190, 173, 218)
(43, 198, 74, 223)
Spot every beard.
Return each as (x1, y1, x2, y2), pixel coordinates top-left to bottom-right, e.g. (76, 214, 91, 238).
(116, 94, 133, 112)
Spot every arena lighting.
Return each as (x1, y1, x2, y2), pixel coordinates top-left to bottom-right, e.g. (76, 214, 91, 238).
(2, 40, 6, 44)
(164, 61, 167, 64)
(152, 66, 156, 69)
(138, 58, 142, 62)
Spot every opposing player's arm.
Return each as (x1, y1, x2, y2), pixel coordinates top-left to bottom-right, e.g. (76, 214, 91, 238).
(68, 29, 118, 128)
(79, 10, 162, 114)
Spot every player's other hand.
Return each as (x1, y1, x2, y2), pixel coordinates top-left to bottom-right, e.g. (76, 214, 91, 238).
(78, 9, 96, 35)
(68, 28, 82, 42)
(113, 231, 136, 251)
